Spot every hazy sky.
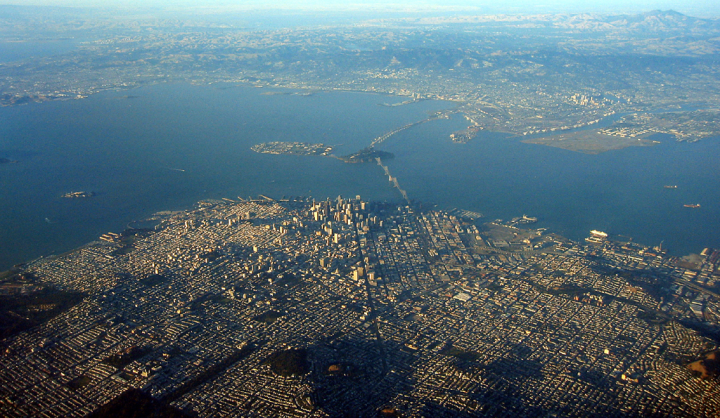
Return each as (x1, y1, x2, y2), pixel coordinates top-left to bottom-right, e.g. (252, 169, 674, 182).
(1, 0, 719, 16)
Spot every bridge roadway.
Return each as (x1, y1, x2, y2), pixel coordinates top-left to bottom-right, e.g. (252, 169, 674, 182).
(369, 112, 451, 147)
(375, 157, 409, 202)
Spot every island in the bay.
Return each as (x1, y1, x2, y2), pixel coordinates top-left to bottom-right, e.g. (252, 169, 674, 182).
(1, 195, 719, 417)
(252, 142, 394, 164)
(251, 142, 334, 156)
(337, 147, 394, 164)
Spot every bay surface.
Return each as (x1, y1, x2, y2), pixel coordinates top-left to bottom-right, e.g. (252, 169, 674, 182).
(0, 83, 718, 270)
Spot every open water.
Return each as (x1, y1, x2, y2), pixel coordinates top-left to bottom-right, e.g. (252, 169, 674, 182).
(0, 83, 718, 270)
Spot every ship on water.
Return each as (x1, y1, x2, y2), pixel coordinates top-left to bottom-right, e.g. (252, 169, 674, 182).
(510, 215, 538, 226)
(585, 229, 608, 244)
(663, 185, 678, 189)
(61, 191, 95, 199)
(683, 203, 701, 208)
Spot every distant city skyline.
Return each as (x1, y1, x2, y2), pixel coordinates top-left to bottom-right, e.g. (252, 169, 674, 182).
(1, 0, 719, 16)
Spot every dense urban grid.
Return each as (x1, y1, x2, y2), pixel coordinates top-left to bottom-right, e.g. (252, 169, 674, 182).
(2, 196, 719, 417)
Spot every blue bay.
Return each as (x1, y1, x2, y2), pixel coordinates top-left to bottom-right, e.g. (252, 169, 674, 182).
(0, 83, 718, 269)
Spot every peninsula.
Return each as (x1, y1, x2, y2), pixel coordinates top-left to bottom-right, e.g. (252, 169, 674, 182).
(1, 195, 719, 417)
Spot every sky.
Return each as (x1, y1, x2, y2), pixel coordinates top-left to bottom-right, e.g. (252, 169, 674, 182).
(1, 0, 719, 16)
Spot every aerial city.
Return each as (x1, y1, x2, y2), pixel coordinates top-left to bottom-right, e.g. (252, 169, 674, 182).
(1, 1, 720, 417)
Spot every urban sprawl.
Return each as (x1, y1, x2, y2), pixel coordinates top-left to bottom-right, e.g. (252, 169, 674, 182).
(2, 196, 719, 417)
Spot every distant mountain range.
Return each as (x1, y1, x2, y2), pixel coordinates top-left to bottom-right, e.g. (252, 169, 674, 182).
(564, 10, 720, 33)
(386, 10, 720, 35)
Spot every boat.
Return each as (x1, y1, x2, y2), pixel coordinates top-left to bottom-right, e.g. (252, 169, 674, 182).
(683, 204, 701, 208)
(663, 185, 677, 189)
(61, 191, 95, 199)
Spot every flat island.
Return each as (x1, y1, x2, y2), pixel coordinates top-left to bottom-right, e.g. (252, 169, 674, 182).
(251, 142, 394, 164)
(251, 142, 334, 156)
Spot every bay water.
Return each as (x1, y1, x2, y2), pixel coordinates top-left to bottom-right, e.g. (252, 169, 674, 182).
(0, 83, 718, 270)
